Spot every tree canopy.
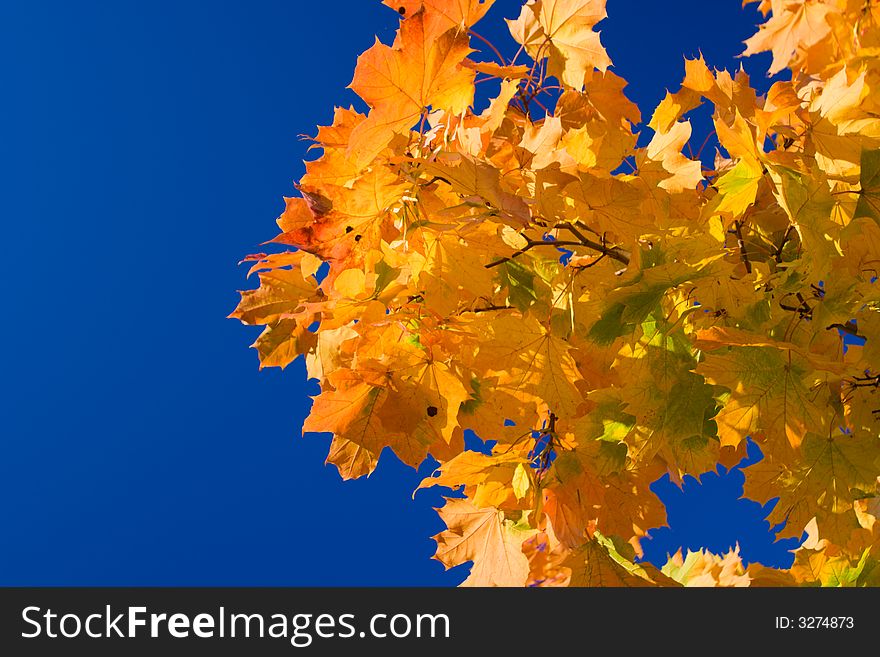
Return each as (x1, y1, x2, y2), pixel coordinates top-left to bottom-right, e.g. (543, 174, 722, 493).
(233, 0, 880, 586)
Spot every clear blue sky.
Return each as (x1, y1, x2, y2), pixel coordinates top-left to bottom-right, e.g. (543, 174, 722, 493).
(1, 0, 801, 585)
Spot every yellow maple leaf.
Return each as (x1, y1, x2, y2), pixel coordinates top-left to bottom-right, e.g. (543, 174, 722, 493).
(507, 0, 611, 88)
(347, 10, 474, 166)
(433, 498, 536, 586)
(662, 547, 751, 587)
(644, 121, 704, 192)
(742, 0, 839, 75)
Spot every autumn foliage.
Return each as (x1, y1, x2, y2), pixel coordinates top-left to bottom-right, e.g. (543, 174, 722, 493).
(232, 0, 880, 586)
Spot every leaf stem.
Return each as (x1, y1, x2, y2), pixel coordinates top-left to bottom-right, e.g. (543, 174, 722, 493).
(827, 321, 865, 339)
(729, 219, 752, 274)
(773, 225, 795, 263)
(468, 29, 506, 66)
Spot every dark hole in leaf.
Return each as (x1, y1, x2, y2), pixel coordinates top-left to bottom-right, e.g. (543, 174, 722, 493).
(427, 406, 439, 417)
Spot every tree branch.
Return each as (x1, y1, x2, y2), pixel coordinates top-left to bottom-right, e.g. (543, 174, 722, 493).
(827, 321, 865, 339)
(773, 225, 795, 263)
(485, 239, 546, 268)
(484, 220, 631, 269)
(553, 222, 631, 265)
(467, 304, 515, 314)
(467, 29, 507, 67)
(729, 220, 752, 274)
(573, 253, 607, 270)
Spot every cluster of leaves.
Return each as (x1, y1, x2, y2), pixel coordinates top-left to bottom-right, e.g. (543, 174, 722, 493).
(232, 0, 880, 586)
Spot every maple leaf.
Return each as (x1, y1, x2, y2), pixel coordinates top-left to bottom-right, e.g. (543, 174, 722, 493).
(661, 547, 751, 587)
(742, 0, 839, 75)
(301, 106, 367, 189)
(751, 518, 880, 586)
(325, 436, 379, 480)
(743, 431, 880, 539)
(461, 60, 531, 79)
(587, 254, 717, 344)
(473, 313, 584, 420)
(508, 0, 611, 87)
(715, 159, 764, 218)
(542, 437, 667, 545)
(649, 55, 733, 134)
(564, 172, 648, 239)
(771, 167, 844, 276)
(252, 319, 317, 370)
(347, 10, 474, 167)
(695, 327, 843, 449)
(433, 498, 536, 586)
(302, 367, 394, 457)
(274, 167, 407, 276)
(855, 149, 880, 224)
(643, 120, 704, 192)
(561, 533, 677, 586)
(417, 154, 530, 225)
(418, 449, 531, 508)
(229, 266, 317, 326)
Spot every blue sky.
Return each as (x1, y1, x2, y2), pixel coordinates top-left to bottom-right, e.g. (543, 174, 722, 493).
(1, 0, 800, 585)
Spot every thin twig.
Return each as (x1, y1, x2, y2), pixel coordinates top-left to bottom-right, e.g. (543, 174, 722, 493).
(468, 304, 515, 314)
(531, 95, 552, 117)
(510, 43, 525, 66)
(773, 225, 795, 263)
(554, 222, 631, 265)
(827, 321, 865, 339)
(485, 239, 586, 268)
(468, 29, 506, 66)
(484, 219, 631, 269)
(573, 253, 607, 270)
(729, 220, 752, 274)
(694, 130, 717, 160)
